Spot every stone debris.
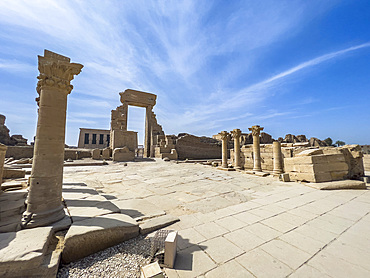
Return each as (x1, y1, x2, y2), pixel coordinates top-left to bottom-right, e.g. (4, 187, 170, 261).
(306, 179, 367, 190)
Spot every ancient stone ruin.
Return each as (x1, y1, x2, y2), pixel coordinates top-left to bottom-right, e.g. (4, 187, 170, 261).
(0, 114, 28, 146)
(0, 50, 369, 278)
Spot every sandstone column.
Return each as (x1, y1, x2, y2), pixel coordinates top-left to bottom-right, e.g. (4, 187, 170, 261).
(22, 50, 83, 228)
(220, 131, 229, 168)
(144, 105, 152, 158)
(0, 143, 7, 194)
(248, 125, 264, 172)
(273, 141, 284, 175)
(231, 129, 242, 169)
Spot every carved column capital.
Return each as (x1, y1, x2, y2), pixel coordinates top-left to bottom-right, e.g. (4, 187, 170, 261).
(248, 125, 264, 136)
(231, 129, 242, 139)
(219, 131, 229, 141)
(36, 50, 83, 96)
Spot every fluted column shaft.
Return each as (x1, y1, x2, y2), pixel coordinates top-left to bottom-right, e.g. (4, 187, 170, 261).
(22, 50, 83, 228)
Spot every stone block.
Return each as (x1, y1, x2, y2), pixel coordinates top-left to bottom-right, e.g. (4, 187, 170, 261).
(289, 172, 332, 183)
(296, 149, 323, 157)
(140, 262, 164, 278)
(91, 148, 101, 160)
(279, 173, 290, 182)
(101, 147, 111, 159)
(111, 130, 138, 151)
(62, 213, 139, 263)
(2, 167, 26, 179)
(111, 199, 166, 221)
(112, 147, 135, 162)
(0, 227, 53, 275)
(307, 180, 367, 190)
(164, 231, 178, 268)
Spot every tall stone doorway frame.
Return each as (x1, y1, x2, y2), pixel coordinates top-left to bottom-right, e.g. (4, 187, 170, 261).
(119, 89, 157, 158)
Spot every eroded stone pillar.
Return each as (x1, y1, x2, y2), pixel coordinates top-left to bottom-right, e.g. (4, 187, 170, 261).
(248, 125, 264, 172)
(0, 143, 7, 194)
(144, 105, 152, 158)
(22, 50, 83, 228)
(231, 129, 242, 169)
(273, 141, 284, 175)
(220, 131, 229, 168)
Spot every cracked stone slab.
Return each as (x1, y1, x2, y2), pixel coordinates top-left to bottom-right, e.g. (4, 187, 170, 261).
(111, 199, 166, 221)
(62, 213, 139, 263)
(139, 215, 180, 235)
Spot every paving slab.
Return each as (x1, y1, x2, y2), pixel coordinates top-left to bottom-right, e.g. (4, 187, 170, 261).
(236, 248, 292, 278)
(111, 198, 166, 221)
(204, 259, 254, 278)
(174, 245, 217, 278)
(224, 228, 266, 252)
(202, 236, 244, 264)
(193, 222, 229, 240)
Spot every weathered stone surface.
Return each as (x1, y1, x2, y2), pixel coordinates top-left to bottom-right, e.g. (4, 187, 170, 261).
(111, 199, 166, 221)
(0, 227, 53, 273)
(139, 215, 180, 234)
(176, 134, 221, 160)
(62, 213, 139, 263)
(296, 149, 323, 156)
(91, 148, 101, 160)
(113, 146, 135, 162)
(306, 180, 366, 190)
(2, 167, 26, 179)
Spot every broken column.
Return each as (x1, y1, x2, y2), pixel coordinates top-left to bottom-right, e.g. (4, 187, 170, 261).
(231, 129, 242, 169)
(248, 125, 264, 172)
(272, 141, 284, 175)
(220, 131, 229, 168)
(0, 143, 7, 194)
(22, 50, 83, 228)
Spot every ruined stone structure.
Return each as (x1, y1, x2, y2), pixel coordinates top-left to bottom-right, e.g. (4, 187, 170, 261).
(110, 89, 163, 158)
(78, 128, 110, 149)
(0, 114, 28, 146)
(22, 50, 83, 228)
(154, 133, 222, 160)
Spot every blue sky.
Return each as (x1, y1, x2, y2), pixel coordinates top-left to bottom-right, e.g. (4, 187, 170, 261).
(0, 0, 369, 146)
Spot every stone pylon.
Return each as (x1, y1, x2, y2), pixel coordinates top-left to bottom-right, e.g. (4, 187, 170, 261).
(22, 50, 83, 228)
(273, 141, 284, 175)
(231, 129, 242, 169)
(220, 131, 229, 168)
(248, 125, 264, 172)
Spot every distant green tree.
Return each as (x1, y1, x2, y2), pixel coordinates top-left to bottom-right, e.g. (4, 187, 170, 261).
(335, 140, 345, 147)
(324, 137, 333, 146)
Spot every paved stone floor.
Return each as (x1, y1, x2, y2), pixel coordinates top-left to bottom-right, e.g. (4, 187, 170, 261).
(63, 159, 370, 278)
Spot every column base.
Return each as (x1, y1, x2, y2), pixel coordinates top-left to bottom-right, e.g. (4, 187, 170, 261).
(217, 167, 236, 171)
(253, 168, 262, 172)
(21, 205, 66, 229)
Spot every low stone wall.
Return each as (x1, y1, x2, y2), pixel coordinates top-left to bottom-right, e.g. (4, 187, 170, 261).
(231, 143, 364, 183)
(5, 146, 34, 159)
(6, 146, 92, 160)
(175, 134, 221, 160)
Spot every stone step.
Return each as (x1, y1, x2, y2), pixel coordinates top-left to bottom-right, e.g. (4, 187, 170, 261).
(0, 227, 53, 276)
